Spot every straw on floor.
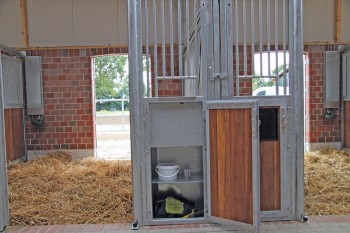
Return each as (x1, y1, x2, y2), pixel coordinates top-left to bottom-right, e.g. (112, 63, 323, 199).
(304, 148, 350, 216)
(7, 151, 133, 226)
(7, 148, 350, 226)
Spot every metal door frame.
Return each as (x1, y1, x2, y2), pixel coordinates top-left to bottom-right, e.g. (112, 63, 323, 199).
(258, 97, 293, 221)
(205, 100, 260, 233)
(0, 50, 10, 232)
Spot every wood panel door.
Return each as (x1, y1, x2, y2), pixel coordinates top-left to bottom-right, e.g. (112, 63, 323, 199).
(207, 102, 260, 232)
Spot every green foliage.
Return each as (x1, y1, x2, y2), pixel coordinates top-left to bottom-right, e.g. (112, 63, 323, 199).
(94, 55, 129, 111)
(252, 64, 288, 91)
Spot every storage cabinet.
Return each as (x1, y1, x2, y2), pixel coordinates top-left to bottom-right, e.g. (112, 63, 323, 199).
(144, 100, 206, 224)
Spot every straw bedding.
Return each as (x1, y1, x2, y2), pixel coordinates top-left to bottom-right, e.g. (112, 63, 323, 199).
(7, 148, 350, 226)
(305, 148, 350, 216)
(7, 151, 133, 226)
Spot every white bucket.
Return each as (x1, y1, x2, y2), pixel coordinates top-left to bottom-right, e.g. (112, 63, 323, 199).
(155, 162, 180, 181)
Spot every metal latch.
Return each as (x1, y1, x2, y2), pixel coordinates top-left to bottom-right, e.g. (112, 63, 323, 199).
(208, 67, 227, 80)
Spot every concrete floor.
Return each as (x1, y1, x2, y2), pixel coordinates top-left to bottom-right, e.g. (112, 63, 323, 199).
(6, 215, 350, 233)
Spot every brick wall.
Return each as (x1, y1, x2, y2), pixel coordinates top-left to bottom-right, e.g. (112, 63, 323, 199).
(304, 45, 341, 144)
(25, 47, 128, 151)
(24, 45, 341, 151)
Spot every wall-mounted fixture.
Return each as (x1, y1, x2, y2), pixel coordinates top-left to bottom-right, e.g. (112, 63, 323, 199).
(324, 108, 337, 120)
(25, 56, 44, 116)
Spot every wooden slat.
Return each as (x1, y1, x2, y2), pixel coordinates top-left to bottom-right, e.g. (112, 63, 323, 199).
(19, 0, 29, 48)
(344, 101, 350, 148)
(4, 108, 25, 162)
(209, 108, 253, 224)
(260, 140, 281, 211)
(334, 0, 342, 42)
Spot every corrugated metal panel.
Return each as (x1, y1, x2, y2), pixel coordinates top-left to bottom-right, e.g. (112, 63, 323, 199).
(73, 0, 119, 46)
(0, 0, 22, 47)
(342, 0, 350, 41)
(304, 0, 333, 42)
(27, 0, 74, 46)
(1, 55, 23, 108)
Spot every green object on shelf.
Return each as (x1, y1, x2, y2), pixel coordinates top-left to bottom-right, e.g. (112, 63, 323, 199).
(165, 197, 184, 215)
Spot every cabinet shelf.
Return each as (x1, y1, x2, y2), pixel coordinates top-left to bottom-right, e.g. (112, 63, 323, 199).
(152, 173, 203, 184)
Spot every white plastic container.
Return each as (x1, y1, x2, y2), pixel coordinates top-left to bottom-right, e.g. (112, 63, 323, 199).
(155, 162, 180, 181)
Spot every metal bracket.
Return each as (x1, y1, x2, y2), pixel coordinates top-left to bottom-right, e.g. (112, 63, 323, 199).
(208, 67, 227, 80)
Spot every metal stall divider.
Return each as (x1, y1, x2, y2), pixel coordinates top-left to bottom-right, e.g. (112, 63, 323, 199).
(0, 49, 10, 233)
(128, 0, 304, 230)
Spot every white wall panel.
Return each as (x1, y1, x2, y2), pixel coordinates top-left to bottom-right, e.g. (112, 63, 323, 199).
(304, 0, 333, 42)
(0, 0, 22, 47)
(342, 0, 350, 41)
(27, 0, 74, 46)
(73, 0, 119, 46)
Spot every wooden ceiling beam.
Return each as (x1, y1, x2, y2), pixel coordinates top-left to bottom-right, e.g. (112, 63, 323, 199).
(19, 0, 29, 48)
(334, 0, 342, 42)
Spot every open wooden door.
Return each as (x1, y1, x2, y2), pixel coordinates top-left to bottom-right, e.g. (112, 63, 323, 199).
(206, 101, 260, 232)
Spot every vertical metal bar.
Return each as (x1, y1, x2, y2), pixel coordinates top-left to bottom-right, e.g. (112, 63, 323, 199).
(213, 0, 220, 99)
(251, 0, 255, 77)
(0, 50, 10, 232)
(127, 0, 143, 225)
(283, 0, 287, 95)
(275, 0, 279, 95)
(235, 0, 240, 96)
(186, 0, 190, 78)
(145, 0, 150, 97)
(259, 0, 263, 79)
(170, 0, 174, 77)
(227, 0, 234, 97)
(153, 0, 158, 97)
(200, 0, 208, 99)
(220, 0, 228, 98)
(243, 0, 247, 77)
(161, 0, 166, 77)
(194, 0, 199, 95)
(178, 0, 183, 78)
(267, 0, 271, 78)
(294, 0, 305, 220)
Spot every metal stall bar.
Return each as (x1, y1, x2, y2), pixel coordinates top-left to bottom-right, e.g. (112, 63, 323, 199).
(145, 0, 150, 97)
(170, 0, 174, 78)
(161, 0, 166, 78)
(0, 50, 10, 233)
(243, 0, 247, 78)
(227, 0, 234, 98)
(186, 0, 190, 80)
(194, 0, 199, 96)
(251, 0, 255, 77)
(259, 0, 263, 79)
(200, 0, 208, 99)
(213, 0, 220, 99)
(267, 0, 271, 78)
(153, 0, 158, 97)
(220, 0, 228, 98)
(283, 0, 287, 95)
(178, 0, 183, 78)
(275, 0, 279, 95)
(293, 0, 305, 221)
(128, 0, 144, 226)
(235, 0, 239, 96)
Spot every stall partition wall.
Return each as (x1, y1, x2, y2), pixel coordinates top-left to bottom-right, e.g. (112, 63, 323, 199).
(1, 55, 26, 162)
(0, 52, 10, 232)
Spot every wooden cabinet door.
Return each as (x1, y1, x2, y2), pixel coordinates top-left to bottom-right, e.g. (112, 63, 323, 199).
(206, 101, 260, 232)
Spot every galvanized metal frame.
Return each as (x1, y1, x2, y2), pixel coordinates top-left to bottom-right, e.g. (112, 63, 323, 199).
(0, 51, 10, 233)
(204, 100, 260, 233)
(129, 0, 305, 228)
